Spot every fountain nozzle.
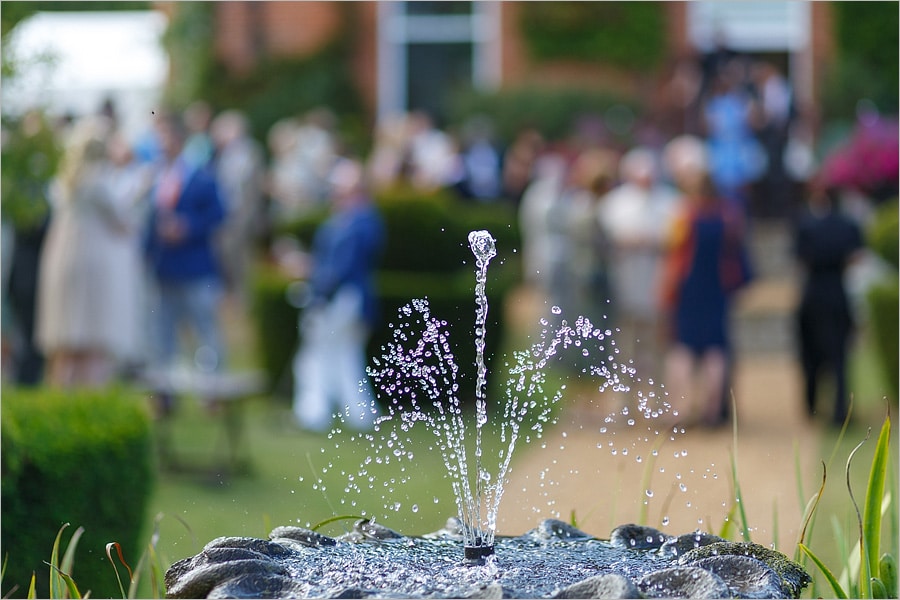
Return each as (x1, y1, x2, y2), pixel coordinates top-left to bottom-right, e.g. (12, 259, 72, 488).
(463, 543, 494, 566)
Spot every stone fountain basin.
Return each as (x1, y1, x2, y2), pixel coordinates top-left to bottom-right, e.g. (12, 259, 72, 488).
(164, 519, 810, 598)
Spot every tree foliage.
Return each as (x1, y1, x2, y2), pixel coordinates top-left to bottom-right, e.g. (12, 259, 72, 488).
(824, 2, 899, 119)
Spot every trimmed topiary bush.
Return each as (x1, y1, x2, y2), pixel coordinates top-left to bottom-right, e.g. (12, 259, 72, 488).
(1, 386, 155, 599)
(250, 264, 304, 397)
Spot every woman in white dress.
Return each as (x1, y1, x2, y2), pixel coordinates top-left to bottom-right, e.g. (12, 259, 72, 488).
(36, 117, 149, 387)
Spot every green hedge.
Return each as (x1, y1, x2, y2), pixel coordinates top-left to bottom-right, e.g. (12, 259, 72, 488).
(276, 186, 521, 272)
(867, 281, 899, 399)
(867, 200, 899, 270)
(519, 1, 665, 70)
(254, 191, 523, 401)
(450, 86, 638, 146)
(866, 200, 899, 399)
(1, 387, 156, 599)
(250, 264, 305, 397)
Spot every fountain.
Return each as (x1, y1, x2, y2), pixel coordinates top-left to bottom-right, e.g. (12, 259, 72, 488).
(164, 231, 810, 598)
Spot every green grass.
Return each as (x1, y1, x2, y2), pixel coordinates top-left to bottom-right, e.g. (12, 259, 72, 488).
(147, 399, 466, 558)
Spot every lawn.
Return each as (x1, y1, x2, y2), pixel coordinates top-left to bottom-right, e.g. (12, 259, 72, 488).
(147, 399, 471, 566)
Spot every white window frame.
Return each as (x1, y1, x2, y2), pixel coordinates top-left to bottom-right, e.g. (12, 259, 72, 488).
(376, 1, 501, 122)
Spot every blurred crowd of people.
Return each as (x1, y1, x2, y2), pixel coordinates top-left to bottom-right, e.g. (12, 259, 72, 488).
(1, 101, 271, 408)
(2, 43, 893, 430)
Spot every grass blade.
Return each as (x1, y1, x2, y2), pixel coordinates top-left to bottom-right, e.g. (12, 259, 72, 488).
(59, 526, 84, 587)
(717, 501, 738, 540)
(797, 462, 827, 553)
(890, 452, 898, 566)
(127, 512, 168, 599)
(27, 573, 36, 599)
(105, 542, 132, 599)
(48, 523, 70, 599)
(45, 564, 81, 599)
(864, 415, 891, 586)
(800, 542, 849, 599)
(833, 514, 858, 597)
(119, 512, 193, 599)
(794, 439, 806, 512)
(310, 514, 366, 532)
(880, 553, 897, 599)
(143, 543, 162, 600)
(847, 428, 872, 597)
(729, 399, 751, 541)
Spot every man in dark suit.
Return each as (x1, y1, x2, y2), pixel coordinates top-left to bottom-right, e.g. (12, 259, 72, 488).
(794, 185, 863, 426)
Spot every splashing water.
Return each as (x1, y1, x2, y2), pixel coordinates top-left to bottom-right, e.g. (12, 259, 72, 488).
(360, 230, 678, 560)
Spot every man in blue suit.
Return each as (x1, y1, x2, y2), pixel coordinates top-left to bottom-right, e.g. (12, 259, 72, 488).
(292, 158, 384, 432)
(144, 112, 226, 414)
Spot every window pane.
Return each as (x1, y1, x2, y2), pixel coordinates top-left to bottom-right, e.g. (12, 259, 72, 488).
(404, 1, 472, 16)
(406, 42, 472, 124)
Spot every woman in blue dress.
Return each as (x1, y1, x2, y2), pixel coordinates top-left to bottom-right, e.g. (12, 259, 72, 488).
(660, 139, 751, 427)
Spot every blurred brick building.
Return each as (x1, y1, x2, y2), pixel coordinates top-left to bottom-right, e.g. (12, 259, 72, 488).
(195, 1, 835, 129)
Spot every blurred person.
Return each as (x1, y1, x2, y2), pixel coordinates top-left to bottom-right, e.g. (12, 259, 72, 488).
(698, 30, 740, 103)
(266, 110, 337, 221)
(659, 136, 751, 427)
(518, 152, 568, 297)
(751, 61, 796, 218)
(367, 113, 410, 190)
(455, 115, 503, 201)
(104, 131, 156, 373)
(267, 117, 305, 219)
(599, 147, 680, 382)
(502, 128, 544, 205)
(794, 184, 864, 426)
(403, 111, 458, 192)
(563, 148, 618, 325)
(292, 108, 339, 204)
(210, 109, 266, 305)
(702, 63, 766, 213)
(182, 100, 215, 170)
(143, 112, 227, 414)
(35, 116, 145, 387)
(292, 158, 385, 432)
(659, 51, 704, 135)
